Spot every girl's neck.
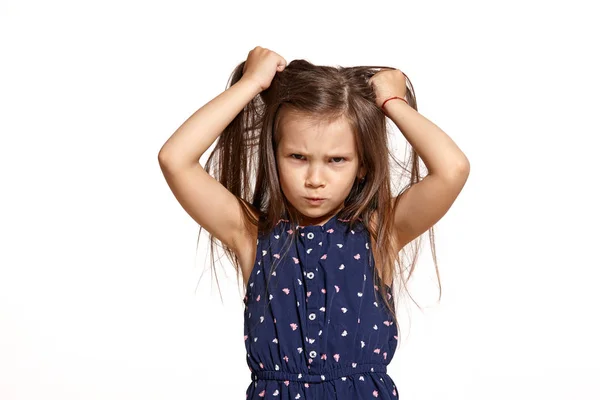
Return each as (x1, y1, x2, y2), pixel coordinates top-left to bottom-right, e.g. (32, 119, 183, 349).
(287, 206, 343, 227)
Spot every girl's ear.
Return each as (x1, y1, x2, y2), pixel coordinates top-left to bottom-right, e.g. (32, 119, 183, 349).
(358, 165, 366, 180)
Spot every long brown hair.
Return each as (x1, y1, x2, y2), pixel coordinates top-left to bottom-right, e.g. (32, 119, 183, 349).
(196, 58, 440, 329)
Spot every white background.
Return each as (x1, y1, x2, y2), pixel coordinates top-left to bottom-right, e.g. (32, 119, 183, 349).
(1, 0, 599, 399)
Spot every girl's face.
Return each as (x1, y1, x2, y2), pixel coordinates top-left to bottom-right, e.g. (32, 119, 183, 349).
(275, 110, 364, 226)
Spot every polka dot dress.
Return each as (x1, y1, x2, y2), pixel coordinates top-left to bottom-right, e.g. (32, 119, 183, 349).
(243, 212, 399, 399)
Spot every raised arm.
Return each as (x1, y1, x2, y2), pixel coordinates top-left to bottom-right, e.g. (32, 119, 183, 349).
(158, 77, 262, 169)
(158, 77, 263, 253)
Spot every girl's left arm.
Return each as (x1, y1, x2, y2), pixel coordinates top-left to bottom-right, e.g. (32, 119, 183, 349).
(384, 99, 470, 249)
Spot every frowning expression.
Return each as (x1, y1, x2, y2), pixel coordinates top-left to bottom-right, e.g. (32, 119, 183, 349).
(275, 109, 364, 226)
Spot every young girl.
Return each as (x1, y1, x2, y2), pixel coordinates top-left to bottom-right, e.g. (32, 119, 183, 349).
(158, 46, 469, 399)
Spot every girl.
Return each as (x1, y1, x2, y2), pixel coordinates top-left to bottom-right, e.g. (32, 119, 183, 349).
(158, 46, 469, 399)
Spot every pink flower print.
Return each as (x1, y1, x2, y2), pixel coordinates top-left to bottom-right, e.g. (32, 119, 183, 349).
(244, 335, 248, 341)
(290, 323, 298, 331)
(274, 318, 277, 323)
(320, 254, 327, 260)
(300, 233, 304, 237)
(260, 362, 264, 368)
(287, 229, 294, 234)
(282, 288, 290, 295)
(320, 353, 327, 360)
(308, 358, 313, 364)
(327, 228, 334, 233)
(393, 389, 397, 396)
(373, 348, 381, 354)
(388, 293, 392, 300)
(333, 353, 340, 362)
(374, 285, 379, 291)
(283, 355, 289, 362)
(321, 288, 326, 293)
(273, 253, 280, 259)
(383, 352, 388, 360)
(358, 318, 361, 323)
(292, 257, 299, 264)
(258, 389, 265, 397)
(273, 390, 280, 396)
(334, 285, 340, 292)
(383, 320, 391, 326)
(307, 291, 311, 297)
(284, 380, 290, 386)
(304, 383, 310, 388)
(394, 335, 398, 340)
(256, 295, 261, 301)
(354, 253, 361, 260)
(373, 389, 379, 397)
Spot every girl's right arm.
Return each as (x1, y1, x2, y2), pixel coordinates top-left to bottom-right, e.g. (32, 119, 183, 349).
(157, 77, 263, 254)
(158, 47, 286, 255)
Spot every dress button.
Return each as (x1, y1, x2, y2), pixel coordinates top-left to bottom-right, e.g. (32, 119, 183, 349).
(309, 313, 316, 320)
(307, 272, 315, 279)
(307, 232, 314, 239)
(309, 350, 317, 358)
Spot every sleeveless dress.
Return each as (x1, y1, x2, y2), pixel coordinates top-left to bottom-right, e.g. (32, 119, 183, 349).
(243, 212, 399, 399)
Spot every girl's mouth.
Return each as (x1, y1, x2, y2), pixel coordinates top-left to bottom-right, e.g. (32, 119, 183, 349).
(305, 197, 325, 205)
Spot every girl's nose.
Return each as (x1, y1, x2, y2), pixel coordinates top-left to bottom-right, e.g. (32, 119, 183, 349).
(306, 168, 324, 187)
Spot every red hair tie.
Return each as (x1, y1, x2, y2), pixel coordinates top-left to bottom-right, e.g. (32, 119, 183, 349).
(381, 96, 408, 110)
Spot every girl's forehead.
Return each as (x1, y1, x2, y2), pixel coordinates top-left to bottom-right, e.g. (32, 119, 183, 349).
(277, 113, 356, 150)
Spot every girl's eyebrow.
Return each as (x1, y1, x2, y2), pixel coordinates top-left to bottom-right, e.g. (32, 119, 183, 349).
(282, 147, 354, 157)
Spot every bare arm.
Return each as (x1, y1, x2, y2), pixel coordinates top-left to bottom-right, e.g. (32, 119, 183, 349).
(157, 77, 263, 255)
(385, 99, 470, 249)
(158, 77, 262, 167)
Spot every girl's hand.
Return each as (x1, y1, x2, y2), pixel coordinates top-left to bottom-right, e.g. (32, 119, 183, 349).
(241, 46, 287, 92)
(368, 68, 407, 108)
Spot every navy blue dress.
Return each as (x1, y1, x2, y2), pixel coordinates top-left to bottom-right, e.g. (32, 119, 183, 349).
(243, 212, 399, 399)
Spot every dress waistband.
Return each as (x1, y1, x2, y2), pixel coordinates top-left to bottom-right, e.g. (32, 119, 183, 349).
(251, 363, 387, 383)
